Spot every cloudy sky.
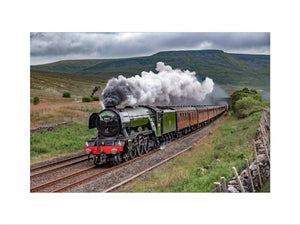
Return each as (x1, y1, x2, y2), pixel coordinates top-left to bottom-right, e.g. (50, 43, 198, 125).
(30, 32, 270, 65)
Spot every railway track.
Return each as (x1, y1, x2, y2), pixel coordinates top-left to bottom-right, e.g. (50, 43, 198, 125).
(31, 154, 87, 172)
(30, 154, 88, 178)
(30, 147, 162, 192)
(30, 113, 226, 193)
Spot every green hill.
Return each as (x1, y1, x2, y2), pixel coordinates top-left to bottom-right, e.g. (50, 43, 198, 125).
(31, 50, 270, 98)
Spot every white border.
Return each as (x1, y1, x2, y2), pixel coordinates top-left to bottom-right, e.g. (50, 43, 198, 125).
(1, 0, 299, 224)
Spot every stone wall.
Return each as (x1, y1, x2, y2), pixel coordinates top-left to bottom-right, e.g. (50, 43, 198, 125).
(214, 108, 270, 192)
(30, 121, 73, 133)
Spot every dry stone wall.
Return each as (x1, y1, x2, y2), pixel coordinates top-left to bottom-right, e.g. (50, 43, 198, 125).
(215, 108, 270, 193)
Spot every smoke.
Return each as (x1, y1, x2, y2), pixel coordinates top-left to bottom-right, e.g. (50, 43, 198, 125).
(201, 84, 230, 105)
(101, 62, 214, 108)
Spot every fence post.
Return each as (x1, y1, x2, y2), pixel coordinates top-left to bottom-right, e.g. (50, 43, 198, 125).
(232, 167, 245, 192)
(245, 159, 255, 192)
(221, 177, 227, 192)
(253, 140, 263, 188)
(214, 182, 221, 192)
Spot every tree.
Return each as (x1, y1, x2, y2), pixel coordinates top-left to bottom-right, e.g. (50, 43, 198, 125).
(33, 96, 40, 105)
(91, 86, 98, 96)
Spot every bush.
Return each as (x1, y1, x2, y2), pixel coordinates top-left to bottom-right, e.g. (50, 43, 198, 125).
(62, 92, 71, 98)
(235, 96, 264, 118)
(229, 88, 262, 112)
(33, 96, 40, 105)
(229, 88, 264, 119)
(92, 96, 99, 101)
(82, 96, 92, 102)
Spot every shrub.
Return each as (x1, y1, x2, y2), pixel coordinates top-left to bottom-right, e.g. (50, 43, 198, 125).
(62, 92, 71, 98)
(234, 96, 264, 118)
(33, 96, 40, 105)
(92, 96, 99, 101)
(229, 88, 262, 112)
(82, 96, 92, 102)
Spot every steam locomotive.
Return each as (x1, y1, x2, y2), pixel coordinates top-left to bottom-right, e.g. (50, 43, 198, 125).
(84, 105, 227, 166)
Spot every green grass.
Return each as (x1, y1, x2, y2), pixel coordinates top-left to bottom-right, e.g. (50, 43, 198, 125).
(258, 178, 270, 192)
(30, 70, 110, 99)
(30, 120, 97, 163)
(122, 111, 263, 192)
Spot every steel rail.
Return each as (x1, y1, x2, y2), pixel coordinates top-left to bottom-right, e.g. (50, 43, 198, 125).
(30, 154, 87, 173)
(30, 158, 88, 178)
(30, 166, 96, 192)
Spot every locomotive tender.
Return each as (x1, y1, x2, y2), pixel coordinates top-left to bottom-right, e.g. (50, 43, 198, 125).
(84, 105, 227, 166)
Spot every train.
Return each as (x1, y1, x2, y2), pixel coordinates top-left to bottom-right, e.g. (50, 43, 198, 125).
(84, 104, 228, 166)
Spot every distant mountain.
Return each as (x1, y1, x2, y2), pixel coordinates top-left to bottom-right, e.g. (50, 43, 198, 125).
(31, 50, 270, 96)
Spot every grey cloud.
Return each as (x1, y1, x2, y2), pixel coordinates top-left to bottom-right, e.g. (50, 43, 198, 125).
(30, 32, 270, 65)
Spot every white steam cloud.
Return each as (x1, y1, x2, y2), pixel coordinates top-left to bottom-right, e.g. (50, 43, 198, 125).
(101, 62, 214, 108)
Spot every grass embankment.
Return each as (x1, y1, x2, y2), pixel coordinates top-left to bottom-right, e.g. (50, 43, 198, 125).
(121, 112, 263, 192)
(30, 120, 97, 163)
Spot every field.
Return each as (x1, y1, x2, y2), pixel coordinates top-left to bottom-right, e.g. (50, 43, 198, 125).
(30, 70, 109, 162)
(30, 98, 101, 128)
(30, 70, 108, 128)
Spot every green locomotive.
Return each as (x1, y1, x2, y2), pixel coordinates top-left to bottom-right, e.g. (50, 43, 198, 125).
(84, 105, 227, 166)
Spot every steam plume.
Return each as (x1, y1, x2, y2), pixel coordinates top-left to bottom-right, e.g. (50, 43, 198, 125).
(101, 62, 214, 108)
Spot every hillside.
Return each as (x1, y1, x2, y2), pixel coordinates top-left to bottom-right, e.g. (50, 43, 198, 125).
(30, 70, 109, 99)
(31, 50, 270, 98)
